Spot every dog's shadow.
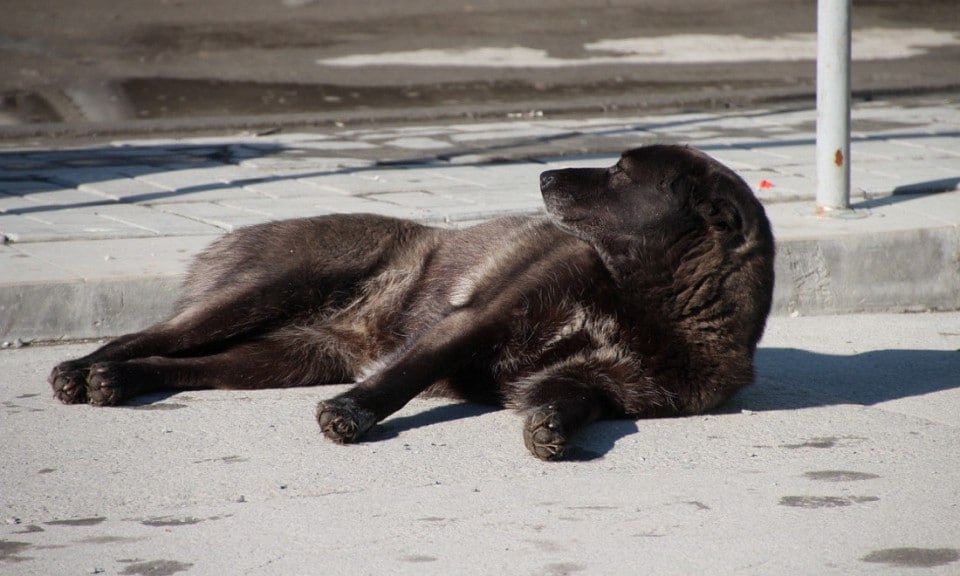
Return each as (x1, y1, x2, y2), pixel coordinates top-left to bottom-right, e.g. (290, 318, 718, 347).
(366, 401, 639, 461)
(367, 402, 499, 442)
(368, 347, 959, 459)
(123, 346, 958, 460)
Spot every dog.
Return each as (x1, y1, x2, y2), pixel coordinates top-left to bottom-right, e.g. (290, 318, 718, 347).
(49, 144, 775, 460)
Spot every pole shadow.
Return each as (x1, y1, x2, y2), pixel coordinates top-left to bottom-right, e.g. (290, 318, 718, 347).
(724, 347, 960, 413)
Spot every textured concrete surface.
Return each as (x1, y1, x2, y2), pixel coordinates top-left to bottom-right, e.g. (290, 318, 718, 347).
(2, 312, 959, 574)
(2, 99, 959, 342)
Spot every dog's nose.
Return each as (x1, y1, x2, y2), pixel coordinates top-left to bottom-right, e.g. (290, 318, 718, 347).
(540, 171, 557, 191)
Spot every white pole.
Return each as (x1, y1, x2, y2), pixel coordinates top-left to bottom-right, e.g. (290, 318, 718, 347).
(815, 0, 852, 216)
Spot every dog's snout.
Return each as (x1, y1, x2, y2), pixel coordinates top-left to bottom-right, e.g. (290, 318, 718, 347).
(540, 171, 558, 191)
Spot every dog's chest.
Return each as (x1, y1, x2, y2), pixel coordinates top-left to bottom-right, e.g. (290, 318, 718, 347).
(494, 296, 628, 379)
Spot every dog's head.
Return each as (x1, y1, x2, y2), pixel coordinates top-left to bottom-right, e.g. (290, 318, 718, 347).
(541, 145, 775, 352)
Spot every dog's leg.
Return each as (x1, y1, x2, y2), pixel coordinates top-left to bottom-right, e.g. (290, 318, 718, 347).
(316, 308, 504, 443)
(50, 288, 276, 404)
(51, 268, 349, 404)
(517, 375, 612, 460)
(523, 398, 602, 461)
(514, 358, 673, 460)
(80, 333, 358, 406)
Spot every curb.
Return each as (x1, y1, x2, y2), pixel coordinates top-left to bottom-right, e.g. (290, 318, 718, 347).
(4, 218, 958, 342)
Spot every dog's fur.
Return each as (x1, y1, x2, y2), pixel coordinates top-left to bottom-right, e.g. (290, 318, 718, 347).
(49, 145, 775, 460)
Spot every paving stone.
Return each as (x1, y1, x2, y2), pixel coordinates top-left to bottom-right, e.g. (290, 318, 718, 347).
(297, 168, 473, 196)
(384, 137, 453, 150)
(112, 136, 254, 148)
(283, 140, 378, 151)
(696, 148, 766, 171)
(0, 244, 77, 283)
(12, 235, 216, 280)
(154, 202, 271, 231)
(438, 163, 545, 191)
(449, 126, 570, 143)
(78, 177, 189, 203)
(93, 204, 223, 236)
(0, 192, 40, 214)
(0, 213, 71, 242)
(238, 155, 375, 172)
(740, 143, 816, 168)
(536, 153, 619, 169)
(220, 195, 386, 218)
(244, 178, 348, 199)
(850, 140, 906, 161)
(856, 158, 958, 185)
(133, 165, 252, 190)
(141, 184, 264, 205)
(0, 184, 112, 210)
(247, 133, 336, 144)
(43, 166, 146, 187)
(764, 197, 951, 241)
(737, 170, 816, 201)
(705, 113, 787, 130)
(448, 121, 537, 133)
(347, 127, 458, 140)
(636, 131, 710, 147)
(875, 187, 960, 226)
(851, 166, 905, 196)
(454, 191, 543, 211)
(0, 211, 144, 243)
(889, 137, 960, 157)
(365, 191, 476, 208)
(107, 137, 194, 147)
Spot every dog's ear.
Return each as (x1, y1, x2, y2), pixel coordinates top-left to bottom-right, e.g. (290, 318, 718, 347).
(704, 197, 746, 243)
(673, 174, 748, 244)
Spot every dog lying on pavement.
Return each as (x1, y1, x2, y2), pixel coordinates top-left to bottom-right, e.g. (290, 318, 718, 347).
(49, 144, 775, 460)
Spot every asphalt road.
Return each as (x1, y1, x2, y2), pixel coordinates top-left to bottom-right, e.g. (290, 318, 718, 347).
(1, 0, 958, 139)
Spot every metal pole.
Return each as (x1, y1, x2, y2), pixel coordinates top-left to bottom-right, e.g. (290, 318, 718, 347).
(815, 0, 852, 216)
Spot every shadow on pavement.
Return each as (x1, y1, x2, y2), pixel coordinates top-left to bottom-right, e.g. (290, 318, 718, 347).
(731, 347, 960, 412)
(91, 346, 960, 458)
(368, 401, 499, 442)
(50, 345, 958, 459)
(366, 399, 639, 461)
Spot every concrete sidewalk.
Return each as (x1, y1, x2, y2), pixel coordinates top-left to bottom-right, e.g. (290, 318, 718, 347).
(2, 312, 959, 574)
(2, 97, 960, 341)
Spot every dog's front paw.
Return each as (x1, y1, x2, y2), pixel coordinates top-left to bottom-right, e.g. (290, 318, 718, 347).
(524, 405, 569, 461)
(49, 361, 90, 404)
(316, 397, 377, 444)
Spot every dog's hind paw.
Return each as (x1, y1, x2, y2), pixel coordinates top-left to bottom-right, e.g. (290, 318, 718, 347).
(524, 405, 569, 461)
(49, 361, 90, 404)
(316, 397, 377, 444)
(86, 362, 132, 406)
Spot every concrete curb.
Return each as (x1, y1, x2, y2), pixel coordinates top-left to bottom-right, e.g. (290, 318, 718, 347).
(3, 206, 959, 342)
(1, 276, 182, 342)
(773, 223, 960, 317)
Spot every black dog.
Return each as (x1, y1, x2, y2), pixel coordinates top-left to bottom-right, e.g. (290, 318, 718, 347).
(50, 145, 775, 460)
